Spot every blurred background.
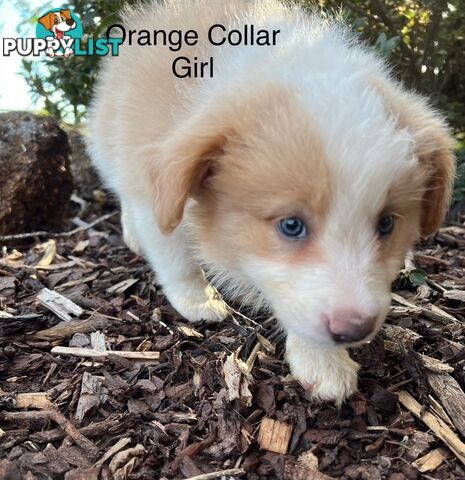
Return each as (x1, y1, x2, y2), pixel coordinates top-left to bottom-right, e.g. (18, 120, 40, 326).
(1, 0, 464, 203)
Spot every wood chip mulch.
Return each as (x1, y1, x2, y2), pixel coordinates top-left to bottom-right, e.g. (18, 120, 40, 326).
(1, 203, 465, 480)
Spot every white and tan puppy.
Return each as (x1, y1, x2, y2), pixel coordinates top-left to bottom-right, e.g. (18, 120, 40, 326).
(88, 0, 455, 403)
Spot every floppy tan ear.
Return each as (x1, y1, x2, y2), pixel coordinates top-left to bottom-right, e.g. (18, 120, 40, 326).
(38, 13, 53, 31)
(149, 117, 232, 234)
(414, 116, 456, 236)
(377, 83, 456, 236)
(149, 83, 306, 235)
(60, 9, 72, 20)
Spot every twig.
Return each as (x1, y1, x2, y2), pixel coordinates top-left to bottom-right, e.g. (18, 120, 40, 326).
(51, 346, 160, 361)
(49, 408, 99, 459)
(0, 211, 118, 241)
(183, 469, 246, 480)
(0, 408, 99, 459)
(93, 437, 131, 468)
(419, 0, 448, 84)
(398, 390, 465, 466)
(30, 416, 123, 443)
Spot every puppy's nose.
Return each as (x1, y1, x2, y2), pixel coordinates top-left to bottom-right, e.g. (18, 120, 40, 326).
(66, 19, 74, 26)
(327, 311, 376, 344)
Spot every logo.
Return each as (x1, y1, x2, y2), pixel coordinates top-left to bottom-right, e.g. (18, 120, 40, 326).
(36, 9, 83, 57)
(2, 8, 122, 58)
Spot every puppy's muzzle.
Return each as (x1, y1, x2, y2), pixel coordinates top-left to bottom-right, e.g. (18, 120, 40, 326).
(327, 310, 377, 344)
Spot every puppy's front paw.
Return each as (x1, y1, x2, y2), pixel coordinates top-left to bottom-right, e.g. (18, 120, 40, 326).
(165, 283, 229, 322)
(121, 209, 143, 255)
(286, 334, 359, 405)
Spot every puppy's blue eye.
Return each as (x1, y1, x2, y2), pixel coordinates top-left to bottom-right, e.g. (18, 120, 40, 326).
(278, 217, 307, 238)
(377, 214, 394, 236)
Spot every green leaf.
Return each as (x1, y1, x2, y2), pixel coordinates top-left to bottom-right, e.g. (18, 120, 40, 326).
(408, 269, 427, 287)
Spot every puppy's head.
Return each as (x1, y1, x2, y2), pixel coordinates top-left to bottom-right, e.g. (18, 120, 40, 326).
(151, 81, 455, 346)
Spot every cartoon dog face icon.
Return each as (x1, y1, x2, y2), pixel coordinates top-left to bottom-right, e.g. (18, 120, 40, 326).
(38, 9, 76, 40)
(38, 9, 76, 57)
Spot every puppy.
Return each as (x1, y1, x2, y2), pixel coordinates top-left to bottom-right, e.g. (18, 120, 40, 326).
(88, 0, 455, 403)
(38, 9, 76, 57)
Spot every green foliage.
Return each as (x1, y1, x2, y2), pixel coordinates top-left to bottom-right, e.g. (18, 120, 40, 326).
(306, 0, 465, 137)
(393, 268, 427, 290)
(19, 0, 141, 123)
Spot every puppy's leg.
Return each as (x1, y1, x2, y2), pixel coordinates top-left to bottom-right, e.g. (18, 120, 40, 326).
(129, 203, 229, 322)
(121, 202, 142, 255)
(286, 333, 359, 405)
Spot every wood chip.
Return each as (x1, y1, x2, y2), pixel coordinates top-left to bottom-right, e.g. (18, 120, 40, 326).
(420, 355, 454, 373)
(391, 293, 459, 324)
(90, 331, 106, 351)
(177, 325, 204, 339)
(412, 448, 449, 473)
(32, 315, 109, 344)
(94, 437, 131, 468)
(223, 352, 253, 406)
(0, 276, 16, 300)
(391, 293, 422, 312)
(183, 469, 246, 480)
(109, 444, 145, 474)
(427, 372, 465, 436)
(298, 450, 319, 470)
(443, 289, 465, 302)
(75, 372, 108, 423)
(258, 417, 293, 455)
(383, 324, 422, 353)
(37, 240, 57, 267)
(405, 431, 434, 460)
(421, 304, 459, 324)
(428, 395, 456, 429)
(0, 260, 77, 271)
(55, 273, 99, 291)
(106, 278, 138, 294)
(398, 390, 465, 466)
(72, 239, 90, 253)
(51, 346, 160, 362)
(37, 288, 83, 322)
(135, 339, 153, 351)
(14, 392, 52, 409)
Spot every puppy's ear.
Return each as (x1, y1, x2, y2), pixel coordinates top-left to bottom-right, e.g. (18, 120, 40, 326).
(150, 117, 231, 234)
(38, 13, 53, 31)
(379, 84, 456, 236)
(60, 9, 72, 20)
(412, 111, 456, 236)
(149, 85, 289, 234)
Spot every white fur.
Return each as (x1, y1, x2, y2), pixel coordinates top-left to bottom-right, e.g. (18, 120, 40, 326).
(87, 0, 453, 403)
